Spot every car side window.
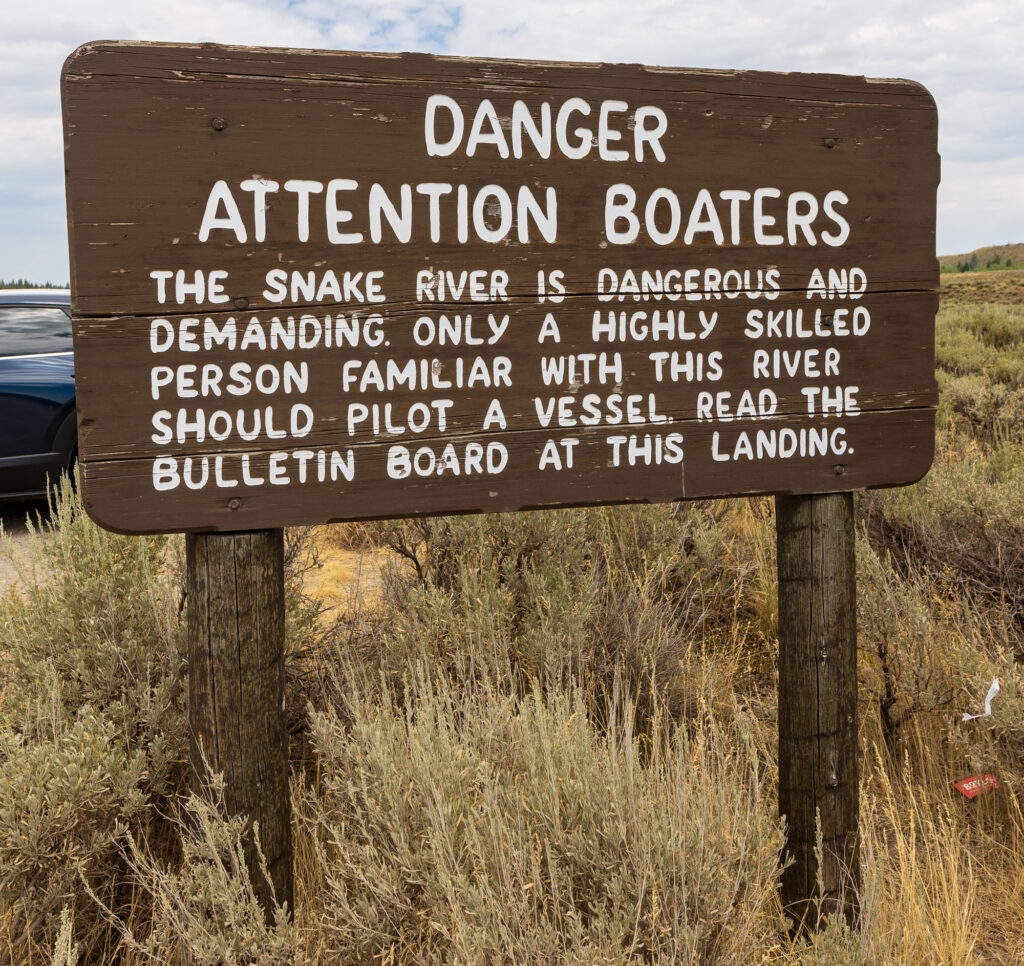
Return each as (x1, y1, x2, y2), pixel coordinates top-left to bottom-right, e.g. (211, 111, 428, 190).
(0, 307, 73, 357)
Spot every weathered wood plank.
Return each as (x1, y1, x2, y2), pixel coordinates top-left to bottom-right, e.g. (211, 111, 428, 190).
(82, 408, 930, 533)
(187, 529, 293, 916)
(63, 51, 938, 314)
(776, 492, 859, 927)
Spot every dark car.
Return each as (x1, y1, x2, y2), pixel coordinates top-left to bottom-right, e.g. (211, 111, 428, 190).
(0, 289, 76, 499)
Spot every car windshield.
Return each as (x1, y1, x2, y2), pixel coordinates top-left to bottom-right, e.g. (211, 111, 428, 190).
(0, 306, 73, 356)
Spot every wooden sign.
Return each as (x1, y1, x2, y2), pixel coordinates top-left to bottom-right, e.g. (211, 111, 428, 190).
(62, 41, 938, 533)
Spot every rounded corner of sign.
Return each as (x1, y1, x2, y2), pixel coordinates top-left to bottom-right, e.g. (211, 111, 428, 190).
(62, 41, 112, 78)
(893, 441, 937, 490)
(901, 78, 939, 115)
(907, 450, 937, 487)
(80, 493, 136, 536)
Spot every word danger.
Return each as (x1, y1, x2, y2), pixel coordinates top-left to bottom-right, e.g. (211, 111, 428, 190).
(424, 95, 668, 162)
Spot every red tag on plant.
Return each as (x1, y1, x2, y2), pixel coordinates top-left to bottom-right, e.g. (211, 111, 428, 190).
(954, 774, 1000, 799)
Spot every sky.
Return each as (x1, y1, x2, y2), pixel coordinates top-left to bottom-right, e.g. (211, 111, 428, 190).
(2, 0, 1021, 283)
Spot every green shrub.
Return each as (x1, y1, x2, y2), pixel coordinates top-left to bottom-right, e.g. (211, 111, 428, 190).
(964, 304, 1024, 350)
(856, 535, 958, 751)
(97, 786, 301, 966)
(350, 501, 776, 731)
(99, 667, 788, 965)
(939, 373, 1024, 440)
(0, 479, 187, 961)
(935, 304, 1024, 385)
(862, 425, 1024, 638)
(300, 667, 786, 964)
(365, 508, 667, 711)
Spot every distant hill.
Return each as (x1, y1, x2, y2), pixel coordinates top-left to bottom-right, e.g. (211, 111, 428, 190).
(939, 243, 1024, 272)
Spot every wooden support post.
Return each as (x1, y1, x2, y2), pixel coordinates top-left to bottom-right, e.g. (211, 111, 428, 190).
(186, 529, 293, 917)
(776, 492, 859, 929)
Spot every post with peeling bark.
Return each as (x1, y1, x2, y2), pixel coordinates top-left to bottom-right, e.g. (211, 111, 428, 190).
(186, 529, 293, 918)
(776, 492, 859, 929)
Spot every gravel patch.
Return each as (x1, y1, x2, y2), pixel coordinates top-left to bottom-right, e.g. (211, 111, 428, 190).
(0, 499, 50, 594)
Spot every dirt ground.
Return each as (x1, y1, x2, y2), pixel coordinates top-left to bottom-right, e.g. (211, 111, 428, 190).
(303, 528, 389, 613)
(0, 499, 50, 594)
(0, 506, 391, 612)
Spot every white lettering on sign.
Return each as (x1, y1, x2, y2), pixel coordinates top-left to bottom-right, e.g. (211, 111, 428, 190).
(606, 433, 685, 467)
(711, 427, 850, 462)
(199, 180, 560, 246)
(119, 77, 910, 515)
(152, 449, 355, 490)
(596, 267, 781, 302)
(604, 186, 850, 247)
(149, 314, 387, 352)
(423, 96, 667, 162)
(386, 442, 509, 479)
(193, 90, 858, 254)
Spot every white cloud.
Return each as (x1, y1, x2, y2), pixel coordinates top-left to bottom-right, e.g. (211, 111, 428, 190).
(1, 0, 1021, 279)
(939, 156, 1024, 254)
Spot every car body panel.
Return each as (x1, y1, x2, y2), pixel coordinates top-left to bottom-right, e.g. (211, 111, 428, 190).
(0, 290, 76, 498)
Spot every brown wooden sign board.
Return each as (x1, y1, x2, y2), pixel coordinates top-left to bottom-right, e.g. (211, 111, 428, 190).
(62, 41, 938, 534)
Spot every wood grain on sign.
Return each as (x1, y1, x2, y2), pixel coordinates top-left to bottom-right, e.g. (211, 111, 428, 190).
(777, 492, 859, 923)
(62, 41, 939, 533)
(187, 529, 292, 913)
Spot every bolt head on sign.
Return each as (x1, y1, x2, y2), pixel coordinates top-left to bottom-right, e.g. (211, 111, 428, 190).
(61, 42, 939, 534)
